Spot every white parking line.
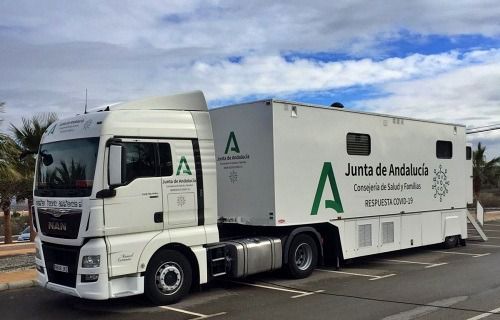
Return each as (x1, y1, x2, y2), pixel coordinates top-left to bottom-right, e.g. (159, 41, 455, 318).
(290, 290, 325, 299)
(431, 250, 490, 258)
(382, 259, 447, 268)
(368, 274, 397, 281)
(466, 306, 500, 320)
(159, 306, 226, 320)
(229, 280, 323, 298)
(316, 268, 396, 281)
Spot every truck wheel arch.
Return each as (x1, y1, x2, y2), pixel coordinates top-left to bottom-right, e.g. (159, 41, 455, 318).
(283, 227, 323, 265)
(144, 243, 200, 291)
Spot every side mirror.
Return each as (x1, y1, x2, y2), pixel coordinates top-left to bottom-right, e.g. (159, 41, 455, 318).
(108, 144, 126, 187)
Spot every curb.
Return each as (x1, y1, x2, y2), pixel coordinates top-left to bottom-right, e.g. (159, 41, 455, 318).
(0, 280, 37, 292)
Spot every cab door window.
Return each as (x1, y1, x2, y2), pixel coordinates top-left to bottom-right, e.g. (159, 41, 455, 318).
(123, 142, 157, 183)
(159, 143, 173, 176)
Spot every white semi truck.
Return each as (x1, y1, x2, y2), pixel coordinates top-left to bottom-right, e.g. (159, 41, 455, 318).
(33, 91, 472, 304)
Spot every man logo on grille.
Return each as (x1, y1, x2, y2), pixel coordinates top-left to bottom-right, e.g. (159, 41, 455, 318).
(48, 221, 67, 231)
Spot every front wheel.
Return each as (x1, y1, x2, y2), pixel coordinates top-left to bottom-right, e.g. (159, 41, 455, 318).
(285, 234, 318, 279)
(145, 249, 192, 305)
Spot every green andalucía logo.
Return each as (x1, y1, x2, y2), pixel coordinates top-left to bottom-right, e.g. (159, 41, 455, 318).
(176, 156, 192, 175)
(224, 131, 240, 154)
(311, 162, 344, 215)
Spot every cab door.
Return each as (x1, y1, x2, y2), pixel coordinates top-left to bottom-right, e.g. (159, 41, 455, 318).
(158, 139, 199, 228)
(103, 138, 163, 234)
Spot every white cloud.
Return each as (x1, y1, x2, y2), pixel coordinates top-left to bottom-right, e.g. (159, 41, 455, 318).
(186, 50, 475, 100)
(468, 132, 500, 161)
(1, 1, 499, 55)
(355, 57, 500, 159)
(356, 57, 500, 127)
(0, 1, 499, 158)
(1, 45, 496, 127)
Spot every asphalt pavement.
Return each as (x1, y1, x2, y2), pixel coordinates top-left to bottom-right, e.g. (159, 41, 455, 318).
(3, 223, 500, 320)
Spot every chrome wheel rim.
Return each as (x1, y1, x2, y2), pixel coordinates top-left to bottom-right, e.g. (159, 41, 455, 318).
(294, 243, 313, 271)
(155, 262, 183, 295)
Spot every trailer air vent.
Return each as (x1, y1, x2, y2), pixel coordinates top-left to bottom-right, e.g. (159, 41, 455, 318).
(358, 224, 372, 247)
(330, 102, 344, 108)
(346, 133, 371, 156)
(382, 222, 394, 244)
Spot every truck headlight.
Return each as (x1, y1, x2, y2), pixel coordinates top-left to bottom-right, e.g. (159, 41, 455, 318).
(82, 255, 100, 268)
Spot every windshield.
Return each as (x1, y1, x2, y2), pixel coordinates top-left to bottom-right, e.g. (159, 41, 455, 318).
(35, 137, 99, 197)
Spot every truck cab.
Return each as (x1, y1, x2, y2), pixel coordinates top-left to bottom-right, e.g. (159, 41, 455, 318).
(34, 91, 219, 303)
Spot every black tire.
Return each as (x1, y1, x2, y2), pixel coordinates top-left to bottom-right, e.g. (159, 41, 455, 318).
(144, 249, 192, 305)
(443, 235, 459, 249)
(285, 234, 318, 279)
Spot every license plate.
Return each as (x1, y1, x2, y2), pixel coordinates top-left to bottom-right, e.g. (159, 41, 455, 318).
(53, 264, 69, 273)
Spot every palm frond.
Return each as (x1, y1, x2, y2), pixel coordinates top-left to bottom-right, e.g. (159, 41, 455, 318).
(10, 113, 58, 151)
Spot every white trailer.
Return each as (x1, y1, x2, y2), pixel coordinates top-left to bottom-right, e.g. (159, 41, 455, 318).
(32, 91, 472, 304)
(211, 100, 472, 260)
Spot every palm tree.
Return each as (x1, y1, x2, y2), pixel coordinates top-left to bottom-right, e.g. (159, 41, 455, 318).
(473, 142, 500, 200)
(10, 113, 58, 153)
(9, 113, 58, 241)
(0, 133, 22, 244)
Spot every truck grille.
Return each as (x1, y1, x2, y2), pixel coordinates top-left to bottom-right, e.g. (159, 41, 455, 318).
(42, 242, 80, 288)
(38, 207, 82, 239)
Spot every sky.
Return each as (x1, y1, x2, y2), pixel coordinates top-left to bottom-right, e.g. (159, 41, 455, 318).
(0, 1, 499, 158)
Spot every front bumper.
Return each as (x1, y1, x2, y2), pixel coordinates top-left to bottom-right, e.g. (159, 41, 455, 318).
(35, 236, 144, 300)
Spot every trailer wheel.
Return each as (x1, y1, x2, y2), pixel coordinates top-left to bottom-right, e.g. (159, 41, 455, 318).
(145, 249, 192, 305)
(443, 235, 459, 249)
(286, 234, 318, 278)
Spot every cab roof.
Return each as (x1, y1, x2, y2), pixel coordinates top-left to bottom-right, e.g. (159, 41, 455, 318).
(94, 90, 207, 112)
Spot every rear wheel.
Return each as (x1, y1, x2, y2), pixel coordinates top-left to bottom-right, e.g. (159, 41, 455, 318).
(285, 234, 318, 278)
(145, 249, 192, 305)
(443, 235, 459, 249)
